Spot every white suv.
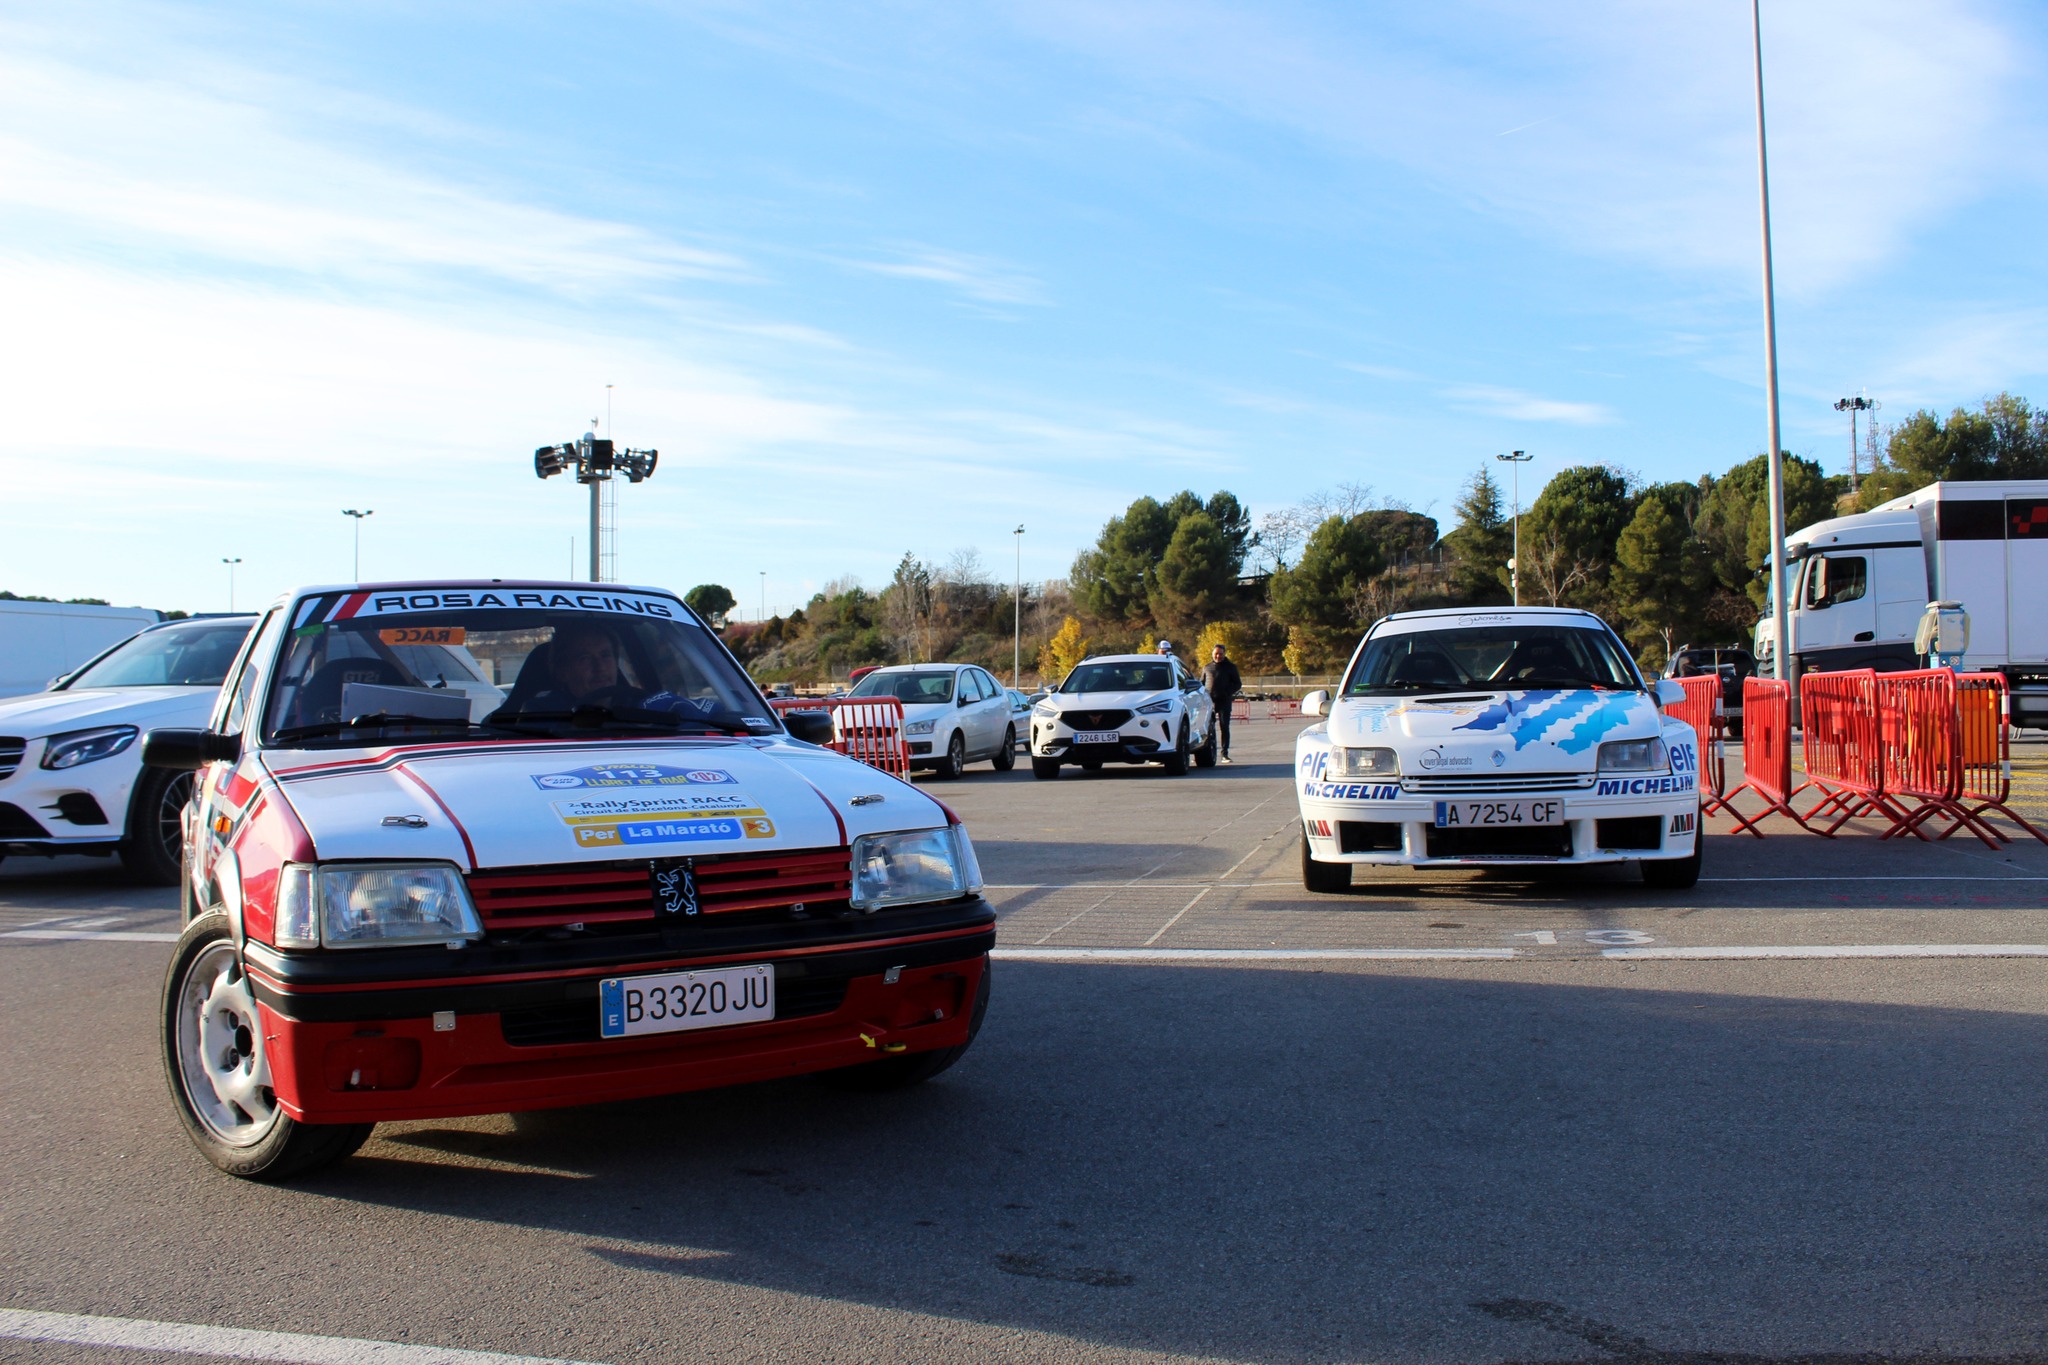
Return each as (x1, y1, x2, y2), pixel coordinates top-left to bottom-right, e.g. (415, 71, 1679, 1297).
(0, 614, 255, 882)
(1030, 653, 1216, 778)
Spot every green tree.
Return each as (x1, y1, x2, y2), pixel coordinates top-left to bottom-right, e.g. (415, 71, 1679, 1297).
(1203, 492, 1255, 567)
(1519, 465, 1636, 608)
(1442, 466, 1512, 605)
(1267, 515, 1384, 670)
(1073, 496, 1174, 624)
(684, 583, 736, 621)
(1612, 489, 1713, 666)
(1150, 512, 1236, 631)
(1858, 393, 2048, 510)
(1741, 454, 1836, 608)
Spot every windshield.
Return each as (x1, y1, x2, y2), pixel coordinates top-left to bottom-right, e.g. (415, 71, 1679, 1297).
(1343, 624, 1640, 696)
(64, 619, 254, 689)
(261, 589, 774, 746)
(847, 669, 956, 704)
(1061, 661, 1173, 694)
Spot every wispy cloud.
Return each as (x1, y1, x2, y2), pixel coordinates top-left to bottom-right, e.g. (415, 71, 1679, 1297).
(846, 245, 1049, 309)
(1441, 385, 1617, 427)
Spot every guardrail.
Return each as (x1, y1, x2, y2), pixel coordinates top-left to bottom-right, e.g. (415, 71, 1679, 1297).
(769, 696, 911, 778)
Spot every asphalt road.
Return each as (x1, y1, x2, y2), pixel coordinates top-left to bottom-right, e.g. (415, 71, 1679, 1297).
(4, 720, 2047, 1364)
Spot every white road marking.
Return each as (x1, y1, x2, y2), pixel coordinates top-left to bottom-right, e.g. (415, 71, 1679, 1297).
(1141, 887, 1210, 946)
(996, 947, 1519, 963)
(1603, 944, 2048, 960)
(0, 1308, 607, 1364)
(2, 928, 178, 943)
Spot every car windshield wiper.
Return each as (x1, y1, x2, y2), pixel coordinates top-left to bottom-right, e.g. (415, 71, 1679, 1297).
(1350, 683, 1476, 696)
(490, 705, 758, 736)
(270, 714, 483, 744)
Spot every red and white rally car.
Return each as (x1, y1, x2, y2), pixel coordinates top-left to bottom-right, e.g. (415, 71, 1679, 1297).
(145, 581, 994, 1179)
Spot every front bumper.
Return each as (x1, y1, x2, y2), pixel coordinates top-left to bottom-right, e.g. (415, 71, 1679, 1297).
(241, 900, 995, 1124)
(0, 740, 137, 854)
(1299, 782, 1699, 866)
(1032, 720, 1170, 763)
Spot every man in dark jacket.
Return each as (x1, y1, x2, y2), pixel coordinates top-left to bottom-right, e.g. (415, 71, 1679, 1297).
(1201, 643, 1243, 764)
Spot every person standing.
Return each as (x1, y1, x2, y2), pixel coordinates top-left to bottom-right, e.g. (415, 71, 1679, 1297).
(1202, 642, 1242, 764)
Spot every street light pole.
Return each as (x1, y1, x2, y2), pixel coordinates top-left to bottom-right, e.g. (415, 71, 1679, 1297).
(221, 558, 241, 612)
(1752, 0, 1791, 685)
(1494, 451, 1531, 606)
(342, 509, 373, 580)
(759, 571, 766, 624)
(1012, 524, 1025, 687)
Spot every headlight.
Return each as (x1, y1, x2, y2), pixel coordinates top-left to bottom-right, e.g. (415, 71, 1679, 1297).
(903, 718, 938, 735)
(1135, 697, 1173, 715)
(850, 826, 982, 911)
(1596, 738, 1668, 773)
(274, 862, 482, 949)
(40, 725, 139, 770)
(1032, 701, 1058, 716)
(1332, 746, 1399, 778)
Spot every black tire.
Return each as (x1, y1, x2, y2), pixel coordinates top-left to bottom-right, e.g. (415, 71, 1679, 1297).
(1641, 810, 1703, 889)
(1193, 717, 1218, 769)
(1031, 756, 1061, 780)
(162, 914, 374, 1180)
(1301, 829, 1351, 893)
(123, 767, 193, 886)
(1162, 724, 1190, 776)
(935, 732, 967, 780)
(816, 959, 991, 1092)
(992, 727, 1017, 771)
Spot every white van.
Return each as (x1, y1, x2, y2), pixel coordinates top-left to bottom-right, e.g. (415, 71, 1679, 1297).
(0, 599, 162, 698)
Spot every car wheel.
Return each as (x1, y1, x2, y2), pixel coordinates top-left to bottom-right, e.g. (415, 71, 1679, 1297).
(123, 767, 193, 886)
(1641, 810, 1703, 889)
(815, 960, 991, 1091)
(935, 732, 967, 780)
(992, 727, 1017, 771)
(1300, 829, 1351, 893)
(1193, 718, 1218, 769)
(162, 914, 373, 1180)
(1161, 723, 1190, 776)
(1031, 756, 1061, 779)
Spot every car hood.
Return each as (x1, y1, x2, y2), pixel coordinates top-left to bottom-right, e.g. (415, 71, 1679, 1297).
(1330, 689, 1659, 768)
(0, 686, 217, 736)
(262, 738, 945, 868)
(1045, 690, 1172, 711)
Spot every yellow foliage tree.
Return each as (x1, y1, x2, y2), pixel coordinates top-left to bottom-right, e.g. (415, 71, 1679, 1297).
(1194, 620, 1250, 662)
(1136, 632, 1158, 658)
(1037, 617, 1090, 682)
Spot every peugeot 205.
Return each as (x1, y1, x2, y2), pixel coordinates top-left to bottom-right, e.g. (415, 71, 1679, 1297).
(1295, 607, 1702, 892)
(143, 581, 994, 1179)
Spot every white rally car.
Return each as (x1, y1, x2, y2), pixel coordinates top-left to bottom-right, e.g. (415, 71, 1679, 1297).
(141, 581, 994, 1180)
(1295, 608, 1702, 890)
(1029, 653, 1217, 778)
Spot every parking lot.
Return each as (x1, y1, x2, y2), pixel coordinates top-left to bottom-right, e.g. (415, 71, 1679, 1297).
(5, 718, 2048, 1364)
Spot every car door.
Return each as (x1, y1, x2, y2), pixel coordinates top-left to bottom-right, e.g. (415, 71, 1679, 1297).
(1179, 665, 1213, 742)
(968, 669, 1004, 755)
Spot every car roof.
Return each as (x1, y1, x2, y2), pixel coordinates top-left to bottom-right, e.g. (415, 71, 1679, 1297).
(1367, 606, 1611, 637)
(866, 662, 970, 673)
(1077, 653, 1178, 665)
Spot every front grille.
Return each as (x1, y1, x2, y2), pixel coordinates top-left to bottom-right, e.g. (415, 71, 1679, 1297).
(467, 848, 853, 931)
(499, 975, 851, 1047)
(1424, 824, 1572, 859)
(1062, 710, 1131, 731)
(1595, 817, 1662, 851)
(1404, 773, 1595, 794)
(0, 803, 49, 839)
(1338, 821, 1402, 853)
(0, 738, 24, 782)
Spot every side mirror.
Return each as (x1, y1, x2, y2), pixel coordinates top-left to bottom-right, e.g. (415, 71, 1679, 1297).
(1654, 680, 1687, 708)
(780, 710, 835, 745)
(1300, 690, 1329, 718)
(142, 728, 240, 770)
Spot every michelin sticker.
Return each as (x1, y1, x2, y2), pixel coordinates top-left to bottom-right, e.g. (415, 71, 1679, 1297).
(1594, 775, 1697, 796)
(557, 791, 777, 848)
(1301, 782, 1401, 801)
(532, 764, 736, 791)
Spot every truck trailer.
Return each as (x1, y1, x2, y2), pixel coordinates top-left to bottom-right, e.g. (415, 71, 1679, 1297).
(1753, 480, 2048, 729)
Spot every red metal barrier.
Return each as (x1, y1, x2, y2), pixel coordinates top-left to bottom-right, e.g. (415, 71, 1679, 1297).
(1230, 697, 1252, 722)
(1267, 698, 1302, 721)
(1872, 670, 1974, 844)
(1714, 677, 1806, 837)
(1945, 673, 2047, 844)
(769, 697, 911, 778)
(1795, 669, 1907, 836)
(1669, 675, 1731, 819)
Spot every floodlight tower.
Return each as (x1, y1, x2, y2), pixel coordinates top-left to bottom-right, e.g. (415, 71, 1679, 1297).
(533, 432, 658, 582)
(1833, 395, 1879, 494)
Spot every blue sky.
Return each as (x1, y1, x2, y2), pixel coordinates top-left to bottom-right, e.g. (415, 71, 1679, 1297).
(4, 0, 2045, 617)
